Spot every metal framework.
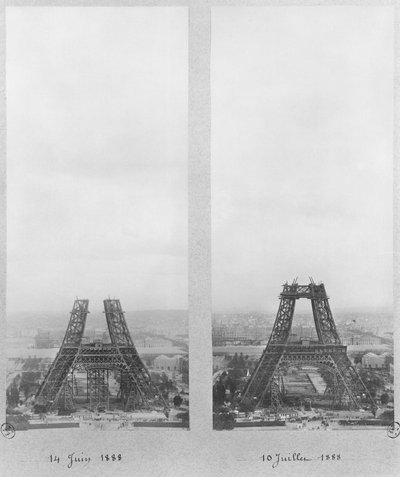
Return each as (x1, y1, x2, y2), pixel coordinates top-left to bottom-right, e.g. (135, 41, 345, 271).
(35, 299, 89, 407)
(239, 280, 376, 414)
(87, 369, 109, 411)
(35, 299, 168, 413)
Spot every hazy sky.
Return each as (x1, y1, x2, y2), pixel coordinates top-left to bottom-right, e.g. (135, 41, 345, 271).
(7, 7, 188, 313)
(212, 7, 394, 312)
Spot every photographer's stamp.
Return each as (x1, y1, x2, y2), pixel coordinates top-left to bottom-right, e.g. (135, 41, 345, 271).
(1, 423, 16, 439)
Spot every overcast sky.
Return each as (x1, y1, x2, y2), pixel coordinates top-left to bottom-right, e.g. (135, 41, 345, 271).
(7, 7, 187, 313)
(212, 7, 394, 312)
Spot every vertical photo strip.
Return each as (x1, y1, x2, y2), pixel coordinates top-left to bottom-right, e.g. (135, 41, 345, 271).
(6, 7, 189, 430)
(211, 7, 394, 431)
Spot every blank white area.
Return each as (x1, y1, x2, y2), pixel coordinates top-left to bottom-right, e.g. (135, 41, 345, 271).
(7, 7, 188, 313)
(212, 7, 393, 312)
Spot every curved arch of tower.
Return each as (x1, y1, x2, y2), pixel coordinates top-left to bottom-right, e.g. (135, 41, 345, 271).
(34, 298, 168, 413)
(238, 280, 377, 415)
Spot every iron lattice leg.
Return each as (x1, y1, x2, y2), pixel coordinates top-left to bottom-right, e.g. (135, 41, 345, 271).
(104, 299, 168, 410)
(270, 373, 284, 413)
(330, 353, 376, 412)
(269, 298, 296, 344)
(51, 378, 75, 413)
(35, 299, 89, 410)
(311, 298, 341, 344)
(240, 350, 282, 409)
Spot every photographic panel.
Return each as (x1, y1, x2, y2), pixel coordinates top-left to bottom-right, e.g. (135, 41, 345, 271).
(211, 6, 394, 431)
(6, 6, 189, 430)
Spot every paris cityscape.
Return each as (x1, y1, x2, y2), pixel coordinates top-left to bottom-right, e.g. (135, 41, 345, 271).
(212, 282, 394, 431)
(6, 301, 189, 431)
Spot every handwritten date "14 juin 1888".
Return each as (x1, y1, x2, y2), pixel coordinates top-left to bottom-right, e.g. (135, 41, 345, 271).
(49, 453, 122, 468)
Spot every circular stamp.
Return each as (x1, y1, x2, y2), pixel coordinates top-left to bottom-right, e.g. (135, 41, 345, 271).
(387, 421, 400, 439)
(1, 423, 16, 439)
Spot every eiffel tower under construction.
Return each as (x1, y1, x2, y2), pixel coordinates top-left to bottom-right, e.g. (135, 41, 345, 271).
(34, 298, 168, 413)
(238, 280, 377, 415)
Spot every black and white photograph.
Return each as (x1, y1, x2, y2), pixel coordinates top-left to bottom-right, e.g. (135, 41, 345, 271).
(0, 2, 399, 477)
(6, 6, 189, 430)
(211, 7, 394, 431)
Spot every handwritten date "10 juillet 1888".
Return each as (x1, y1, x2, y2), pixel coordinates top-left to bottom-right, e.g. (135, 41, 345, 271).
(261, 452, 341, 469)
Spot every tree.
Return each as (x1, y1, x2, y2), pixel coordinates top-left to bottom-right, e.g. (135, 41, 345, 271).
(229, 353, 239, 368)
(7, 383, 19, 407)
(380, 393, 390, 406)
(213, 381, 226, 406)
(19, 371, 41, 399)
(173, 395, 183, 408)
(226, 376, 237, 396)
